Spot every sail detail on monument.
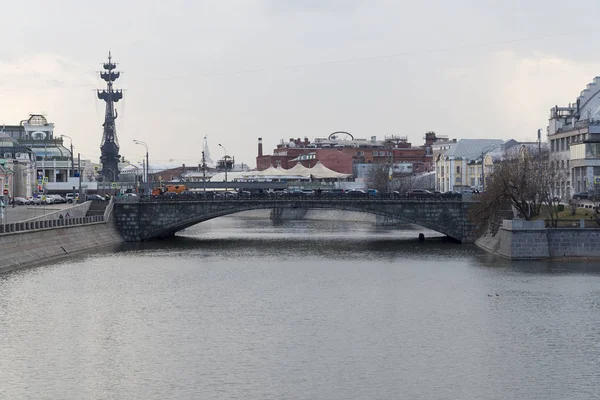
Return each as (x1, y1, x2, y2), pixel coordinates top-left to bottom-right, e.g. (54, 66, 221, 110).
(97, 51, 122, 182)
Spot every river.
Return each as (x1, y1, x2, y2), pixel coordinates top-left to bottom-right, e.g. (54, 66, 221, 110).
(1, 216, 599, 399)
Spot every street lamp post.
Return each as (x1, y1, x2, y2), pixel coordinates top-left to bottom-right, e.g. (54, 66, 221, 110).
(218, 143, 227, 183)
(202, 151, 206, 192)
(61, 134, 74, 178)
(133, 140, 149, 192)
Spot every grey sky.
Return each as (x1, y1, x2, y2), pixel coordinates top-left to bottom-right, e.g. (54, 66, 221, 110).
(2, 0, 600, 167)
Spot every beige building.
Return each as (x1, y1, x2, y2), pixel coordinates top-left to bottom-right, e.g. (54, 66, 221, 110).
(435, 139, 503, 192)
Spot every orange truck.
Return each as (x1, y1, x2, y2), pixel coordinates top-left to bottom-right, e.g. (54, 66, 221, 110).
(152, 185, 187, 195)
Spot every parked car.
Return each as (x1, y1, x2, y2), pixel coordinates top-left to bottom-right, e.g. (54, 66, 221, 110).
(280, 189, 305, 198)
(346, 189, 368, 198)
(86, 194, 106, 202)
(573, 192, 589, 200)
(405, 189, 435, 198)
(440, 191, 462, 199)
(13, 197, 30, 205)
(65, 193, 79, 203)
(322, 189, 345, 198)
(30, 197, 43, 205)
(198, 191, 215, 200)
(48, 194, 66, 204)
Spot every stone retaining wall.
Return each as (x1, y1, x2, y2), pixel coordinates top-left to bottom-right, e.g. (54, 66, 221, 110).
(0, 219, 123, 274)
(477, 219, 600, 260)
(0, 199, 123, 274)
(547, 229, 600, 258)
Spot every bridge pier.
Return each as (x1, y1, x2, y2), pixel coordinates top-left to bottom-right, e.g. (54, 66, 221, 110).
(270, 207, 308, 221)
(375, 215, 401, 226)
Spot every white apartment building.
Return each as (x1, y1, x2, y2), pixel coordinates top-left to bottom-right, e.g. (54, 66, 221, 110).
(548, 76, 600, 197)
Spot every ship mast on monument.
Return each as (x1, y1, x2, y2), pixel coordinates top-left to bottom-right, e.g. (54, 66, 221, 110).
(97, 51, 123, 182)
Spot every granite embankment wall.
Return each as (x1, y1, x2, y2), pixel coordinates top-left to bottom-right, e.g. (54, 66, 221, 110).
(476, 219, 600, 260)
(0, 200, 124, 274)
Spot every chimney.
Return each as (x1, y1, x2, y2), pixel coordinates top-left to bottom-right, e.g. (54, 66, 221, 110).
(258, 137, 263, 157)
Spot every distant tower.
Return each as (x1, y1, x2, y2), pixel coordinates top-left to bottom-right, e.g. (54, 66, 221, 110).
(203, 136, 213, 166)
(97, 51, 123, 181)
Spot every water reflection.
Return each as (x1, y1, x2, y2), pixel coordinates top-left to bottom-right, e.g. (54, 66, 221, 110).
(1, 216, 600, 400)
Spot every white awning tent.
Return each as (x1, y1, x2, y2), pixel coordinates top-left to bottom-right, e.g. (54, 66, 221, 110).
(208, 162, 352, 182)
(286, 162, 310, 175)
(308, 162, 352, 179)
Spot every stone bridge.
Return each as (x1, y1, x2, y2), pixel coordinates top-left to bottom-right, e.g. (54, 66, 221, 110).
(113, 198, 479, 243)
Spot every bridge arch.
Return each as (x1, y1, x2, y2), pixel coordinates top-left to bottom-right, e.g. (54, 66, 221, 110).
(114, 199, 477, 243)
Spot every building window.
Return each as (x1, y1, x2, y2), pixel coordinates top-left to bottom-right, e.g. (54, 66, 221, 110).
(561, 160, 565, 169)
(567, 160, 569, 169)
(456, 166, 460, 174)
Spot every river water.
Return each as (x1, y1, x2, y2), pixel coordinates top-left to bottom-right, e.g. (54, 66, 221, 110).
(1, 216, 600, 399)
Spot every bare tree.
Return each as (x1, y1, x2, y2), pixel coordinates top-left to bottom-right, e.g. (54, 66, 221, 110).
(470, 146, 561, 230)
(367, 164, 392, 192)
(392, 174, 416, 193)
(538, 152, 567, 227)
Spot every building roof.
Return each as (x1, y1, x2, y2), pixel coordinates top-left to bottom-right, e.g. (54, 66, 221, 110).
(442, 139, 504, 160)
(0, 132, 17, 146)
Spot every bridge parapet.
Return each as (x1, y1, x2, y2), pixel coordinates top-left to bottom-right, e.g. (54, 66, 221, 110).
(113, 198, 478, 243)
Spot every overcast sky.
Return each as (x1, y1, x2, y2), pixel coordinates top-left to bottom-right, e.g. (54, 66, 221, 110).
(2, 0, 600, 167)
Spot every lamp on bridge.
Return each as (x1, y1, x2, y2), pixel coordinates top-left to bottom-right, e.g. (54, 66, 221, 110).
(133, 139, 149, 190)
(60, 134, 74, 178)
(218, 143, 227, 183)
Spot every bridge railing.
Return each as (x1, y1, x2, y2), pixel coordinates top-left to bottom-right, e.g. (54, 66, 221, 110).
(113, 192, 466, 203)
(545, 219, 600, 228)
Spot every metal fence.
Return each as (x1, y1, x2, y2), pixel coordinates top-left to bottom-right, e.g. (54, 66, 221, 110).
(544, 219, 600, 228)
(0, 215, 105, 235)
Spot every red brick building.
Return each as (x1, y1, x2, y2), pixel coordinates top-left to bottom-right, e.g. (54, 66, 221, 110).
(256, 132, 443, 174)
